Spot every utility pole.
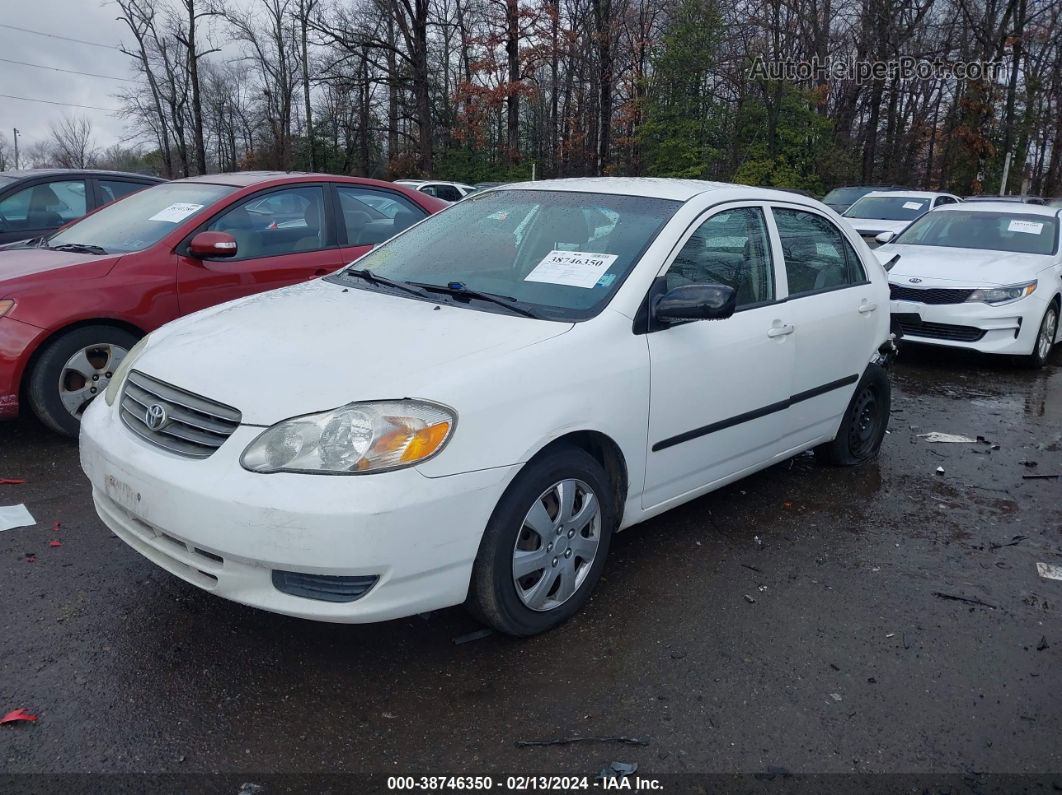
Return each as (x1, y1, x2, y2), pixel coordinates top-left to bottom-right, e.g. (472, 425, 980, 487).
(12, 128, 20, 170)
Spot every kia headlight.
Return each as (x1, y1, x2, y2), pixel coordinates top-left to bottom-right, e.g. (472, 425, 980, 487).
(965, 281, 1037, 305)
(241, 400, 455, 474)
(104, 334, 151, 406)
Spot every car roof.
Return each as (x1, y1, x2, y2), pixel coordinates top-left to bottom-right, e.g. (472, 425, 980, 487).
(0, 168, 163, 181)
(863, 190, 948, 199)
(502, 177, 745, 201)
(936, 201, 1061, 218)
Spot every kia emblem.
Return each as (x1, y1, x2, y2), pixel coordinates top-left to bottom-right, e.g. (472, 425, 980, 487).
(145, 403, 169, 431)
(908, 277, 922, 283)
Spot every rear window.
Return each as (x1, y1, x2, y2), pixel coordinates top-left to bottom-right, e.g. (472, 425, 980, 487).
(823, 187, 873, 205)
(844, 196, 930, 221)
(895, 210, 1059, 256)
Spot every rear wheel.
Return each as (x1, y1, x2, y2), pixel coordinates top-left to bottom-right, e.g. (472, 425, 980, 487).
(26, 325, 138, 437)
(467, 446, 614, 636)
(1022, 304, 1058, 369)
(814, 363, 891, 466)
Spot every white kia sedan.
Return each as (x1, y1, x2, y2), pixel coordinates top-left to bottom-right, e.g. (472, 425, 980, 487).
(80, 179, 893, 635)
(842, 190, 962, 247)
(880, 201, 1062, 367)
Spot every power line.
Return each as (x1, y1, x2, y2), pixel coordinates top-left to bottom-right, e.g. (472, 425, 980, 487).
(0, 57, 133, 82)
(0, 24, 122, 52)
(0, 93, 120, 113)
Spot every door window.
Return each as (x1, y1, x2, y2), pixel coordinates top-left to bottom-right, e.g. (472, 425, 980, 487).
(206, 186, 326, 260)
(934, 196, 957, 206)
(0, 180, 88, 231)
(99, 180, 148, 204)
(773, 208, 866, 297)
(336, 186, 426, 245)
(432, 184, 463, 202)
(664, 207, 775, 309)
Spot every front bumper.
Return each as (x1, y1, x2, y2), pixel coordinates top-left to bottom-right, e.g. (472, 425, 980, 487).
(889, 294, 1050, 355)
(80, 396, 520, 623)
(0, 316, 44, 419)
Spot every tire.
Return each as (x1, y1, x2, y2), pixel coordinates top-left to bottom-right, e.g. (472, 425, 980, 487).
(814, 363, 891, 466)
(26, 325, 139, 437)
(467, 445, 615, 636)
(1021, 303, 1058, 369)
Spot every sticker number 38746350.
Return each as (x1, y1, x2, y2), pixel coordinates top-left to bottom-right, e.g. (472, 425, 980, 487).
(524, 250, 619, 289)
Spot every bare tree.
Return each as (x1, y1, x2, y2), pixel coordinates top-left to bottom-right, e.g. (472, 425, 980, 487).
(49, 117, 97, 168)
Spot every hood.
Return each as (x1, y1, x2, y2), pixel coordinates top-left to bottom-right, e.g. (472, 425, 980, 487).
(136, 279, 574, 425)
(0, 247, 119, 285)
(847, 218, 911, 235)
(880, 244, 1049, 288)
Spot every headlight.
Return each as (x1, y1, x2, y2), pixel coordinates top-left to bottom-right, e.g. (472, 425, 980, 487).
(241, 400, 455, 474)
(0, 299, 14, 318)
(965, 281, 1037, 305)
(104, 334, 151, 406)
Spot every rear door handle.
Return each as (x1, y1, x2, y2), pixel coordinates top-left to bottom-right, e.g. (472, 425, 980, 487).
(767, 324, 795, 338)
(858, 302, 878, 314)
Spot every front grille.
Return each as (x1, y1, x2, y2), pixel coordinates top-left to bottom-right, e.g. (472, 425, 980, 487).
(896, 319, 986, 342)
(271, 570, 379, 603)
(120, 370, 241, 459)
(890, 284, 975, 304)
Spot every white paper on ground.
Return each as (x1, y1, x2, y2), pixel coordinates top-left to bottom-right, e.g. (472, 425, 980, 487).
(1008, 220, 1044, 235)
(0, 504, 36, 532)
(1037, 562, 1062, 581)
(918, 432, 977, 443)
(148, 203, 204, 223)
(524, 250, 619, 289)
(902, 201, 925, 210)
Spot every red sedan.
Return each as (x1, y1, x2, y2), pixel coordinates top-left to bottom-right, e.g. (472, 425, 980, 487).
(0, 171, 447, 435)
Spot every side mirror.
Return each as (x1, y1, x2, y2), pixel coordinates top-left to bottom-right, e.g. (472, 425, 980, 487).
(654, 283, 737, 326)
(875, 231, 896, 245)
(188, 231, 238, 258)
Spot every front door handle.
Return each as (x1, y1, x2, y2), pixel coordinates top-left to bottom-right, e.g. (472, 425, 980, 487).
(858, 302, 878, 314)
(767, 324, 795, 338)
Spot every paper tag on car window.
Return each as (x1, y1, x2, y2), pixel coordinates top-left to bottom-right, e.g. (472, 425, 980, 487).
(525, 250, 619, 289)
(1008, 220, 1044, 234)
(149, 203, 204, 223)
(902, 201, 925, 210)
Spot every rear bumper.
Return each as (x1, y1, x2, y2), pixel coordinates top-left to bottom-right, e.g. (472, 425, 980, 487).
(890, 294, 1051, 355)
(0, 317, 44, 419)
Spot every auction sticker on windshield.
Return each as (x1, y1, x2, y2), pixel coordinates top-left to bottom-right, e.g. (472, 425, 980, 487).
(149, 203, 205, 223)
(903, 201, 925, 210)
(1008, 220, 1044, 235)
(525, 250, 619, 288)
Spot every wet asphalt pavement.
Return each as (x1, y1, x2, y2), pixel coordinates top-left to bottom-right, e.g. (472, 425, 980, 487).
(1, 345, 1061, 785)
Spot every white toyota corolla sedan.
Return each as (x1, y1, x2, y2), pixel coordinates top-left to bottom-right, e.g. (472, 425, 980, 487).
(80, 178, 893, 635)
(878, 201, 1062, 367)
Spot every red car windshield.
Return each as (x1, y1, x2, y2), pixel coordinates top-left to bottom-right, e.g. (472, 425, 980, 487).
(48, 182, 236, 254)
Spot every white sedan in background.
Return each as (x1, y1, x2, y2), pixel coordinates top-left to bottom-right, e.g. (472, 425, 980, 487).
(394, 179, 477, 203)
(843, 190, 962, 247)
(880, 201, 1062, 367)
(80, 179, 893, 636)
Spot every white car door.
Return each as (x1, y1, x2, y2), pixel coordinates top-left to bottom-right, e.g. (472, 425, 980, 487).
(643, 203, 795, 509)
(769, 205, 879, 448)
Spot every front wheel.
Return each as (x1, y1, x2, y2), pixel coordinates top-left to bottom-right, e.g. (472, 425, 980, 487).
(1022, 304, 1058, 369)
(467, 446, 614, 636)
(815, 363, 891, 466)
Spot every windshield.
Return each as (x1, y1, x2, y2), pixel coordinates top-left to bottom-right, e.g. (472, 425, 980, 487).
(894, 210, 1059, 256)
(845, 196, 931, 221)
(823, 187, 874, 205)
(48, 182, 236, 254)
(332, 189, 680, 320)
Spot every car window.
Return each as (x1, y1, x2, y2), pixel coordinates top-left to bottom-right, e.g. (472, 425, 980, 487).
(773, 207, 867, 296)
(844, 196, 929, 220)
(935, 196, 957, 206)
(337, 186, 426, 246)
(895, 210, 1059, 256)
(0, 179, 88, 231)
(433, 185, 462, 202)
(206, 186, 326, 260)
(99, 180, 149, 204)
(665, 207, 775, 309)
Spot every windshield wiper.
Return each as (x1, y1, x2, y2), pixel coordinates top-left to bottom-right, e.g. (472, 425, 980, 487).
(412, 281, 540, 319)
(50, 243, 108, 255)
(345, 268, 429, 299)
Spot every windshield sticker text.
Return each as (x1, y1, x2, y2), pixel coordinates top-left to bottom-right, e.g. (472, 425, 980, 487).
(903, 201, 925, 210)
(1007, 220, 1044, 235)
(525, 250, 620, 289)
(148, 203, 205, 223)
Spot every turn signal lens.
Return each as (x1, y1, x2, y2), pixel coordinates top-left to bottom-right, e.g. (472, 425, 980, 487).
(0, 300, 14, 318)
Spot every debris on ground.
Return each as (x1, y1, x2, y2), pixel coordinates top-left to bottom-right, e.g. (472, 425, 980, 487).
(829, 693, 843, 702)
(935, 466, 945, 475)
(0, 479, 26, 485)
(919, 432, 977, 443)
(741, 563, 763, 573)
(24, 553, 36, 563)
(596, 762, 638, 780)
(452, 628, 493, 645)
(744, 594, 756, 604)
(932, 591, 998, 610)
(989, 535, 1026, 550)
(515, 736, 649, 748)
(0, 504, 36, 532)
(48, 540, 62, 548)
(1036, 562, 1062, 581)
(1036, 636, 1049, 651)
(1, 708, 38, 725)
(1022, 473, 1059, 480)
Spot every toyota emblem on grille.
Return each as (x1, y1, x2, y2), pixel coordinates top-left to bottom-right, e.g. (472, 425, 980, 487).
(908, 277, 922, 283)
(145, 403, 169, 431)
